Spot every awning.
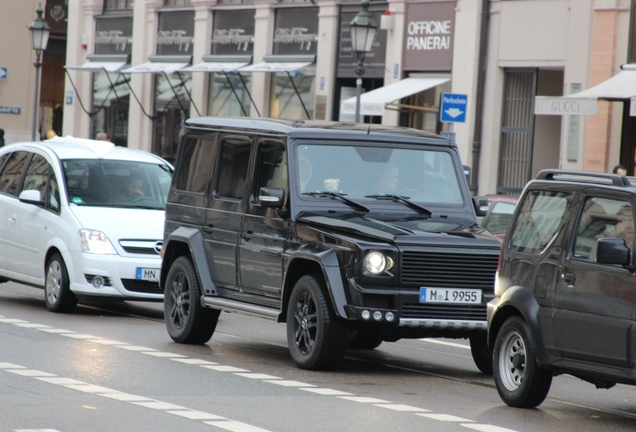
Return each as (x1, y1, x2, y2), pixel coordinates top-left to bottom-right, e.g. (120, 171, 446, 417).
(238, 54, 315, 73)
(121, 55, 192, 74)
(534, 65, 636, 116)
(183, 55, 251, 73)
(65, 54, 130, 73)
(340, 74, 451, 116)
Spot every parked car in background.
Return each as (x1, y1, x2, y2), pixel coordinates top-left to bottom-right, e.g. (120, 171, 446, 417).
(488, 170, 636, 408)
(480, 195, 518, 239)
(0, 136, 173, 312)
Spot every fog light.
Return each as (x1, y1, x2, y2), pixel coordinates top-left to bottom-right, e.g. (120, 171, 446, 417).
(373, 311, 383, 321)
(92, 276, 105, 288)
(361, 310, 371, 320)
(385, 312, 395, 322)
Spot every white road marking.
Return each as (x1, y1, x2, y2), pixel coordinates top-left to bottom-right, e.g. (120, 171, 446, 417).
(338, 396, 391, 404)
(117, 345, 158, 351)
(374, 404, 430, 412)
(462, 424, 520, 432)
(419, 339, 470, 350)
(234, 373, 281, 380)
(418, 413, 474, 422)
(171, 358, 218, 365)
(60, 333, 98, 339)
(0, 315, 521, 432)
(299, 388, 353, 396)
(264, 380, 315, 388)
(141, 351, 187, 358)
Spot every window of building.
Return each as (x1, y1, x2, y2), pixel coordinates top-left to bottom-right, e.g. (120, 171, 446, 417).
(270, 65, 316, 119)
(164, 0, 191, 6)
(104, 0, 133, 10)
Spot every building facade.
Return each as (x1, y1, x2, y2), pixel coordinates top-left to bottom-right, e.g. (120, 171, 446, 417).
(2, 0, 635, 195)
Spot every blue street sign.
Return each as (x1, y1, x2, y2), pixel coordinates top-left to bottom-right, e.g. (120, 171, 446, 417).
(439, 93, 468, 123)
(0, 68, 6, 79)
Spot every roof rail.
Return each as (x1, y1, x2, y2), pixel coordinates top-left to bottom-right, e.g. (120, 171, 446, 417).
(535, 169, 632, 187)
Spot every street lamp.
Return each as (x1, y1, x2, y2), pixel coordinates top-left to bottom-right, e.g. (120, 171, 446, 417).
(28, 5, 50, 141)
(350, 0, 377, 123)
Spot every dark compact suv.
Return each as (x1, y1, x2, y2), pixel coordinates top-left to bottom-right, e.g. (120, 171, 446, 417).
(161, 117, 500, 371)
(488, 170, 636, 408)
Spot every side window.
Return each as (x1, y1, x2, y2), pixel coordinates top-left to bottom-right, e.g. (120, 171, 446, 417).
(216, 135, 251, 199)
(574, 197, 634, 261)
(255, 140, 287, 194)
(174, 135, 217, 193)
(0, 151, 29, 196)
(22, 155, 60, 214)
(509, 190, 569, 254)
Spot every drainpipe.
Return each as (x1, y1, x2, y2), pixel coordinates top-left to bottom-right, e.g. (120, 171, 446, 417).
(470, 0, 490, 196)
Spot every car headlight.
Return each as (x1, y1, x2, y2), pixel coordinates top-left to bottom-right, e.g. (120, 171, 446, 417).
(364, 251, 394, 275)
(79, 229, 117, 255)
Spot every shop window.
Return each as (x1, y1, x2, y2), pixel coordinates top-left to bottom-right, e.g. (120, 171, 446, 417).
(103, 0, 133, 10)
(208, 73, 253, 117)
(270, 65, 316, 120)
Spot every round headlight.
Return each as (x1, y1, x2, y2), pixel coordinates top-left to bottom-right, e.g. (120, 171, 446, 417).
(364, 251, 388, 275)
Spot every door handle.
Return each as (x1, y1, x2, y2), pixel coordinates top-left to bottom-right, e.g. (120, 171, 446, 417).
(242, 230, 253, 240)
(203, 225, 213, 233)
(561, 272, 576, 289)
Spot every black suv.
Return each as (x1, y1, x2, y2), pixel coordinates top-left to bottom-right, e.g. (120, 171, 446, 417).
(488, 170, 636, 408)
(161, 117, 500, 371)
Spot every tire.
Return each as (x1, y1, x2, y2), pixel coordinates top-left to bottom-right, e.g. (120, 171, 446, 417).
(286, 274, 349, 370)
(493, 316, 552, 408)
(44, 252, 78, 313)
(470, 332, 493, 375)
(349, 329, 383, 350)
(164, 256, 220, 344)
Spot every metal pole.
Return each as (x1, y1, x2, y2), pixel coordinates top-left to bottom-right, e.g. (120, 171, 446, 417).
(355, 77, 362, 123)
(31, 50, 42, 141)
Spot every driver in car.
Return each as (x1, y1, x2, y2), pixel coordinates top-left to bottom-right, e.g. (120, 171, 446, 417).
(112, 175, 145, 202)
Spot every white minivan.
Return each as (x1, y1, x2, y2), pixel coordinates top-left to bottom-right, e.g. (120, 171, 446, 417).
(0, 136, 173, 312)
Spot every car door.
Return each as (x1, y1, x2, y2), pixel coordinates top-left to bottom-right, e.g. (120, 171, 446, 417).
(0, 150, 30, 278)
(9, 152, 62, 281)
(239, 138, 289, 305)
(553, 192, 636, 367)
(204, 134, 252, 292)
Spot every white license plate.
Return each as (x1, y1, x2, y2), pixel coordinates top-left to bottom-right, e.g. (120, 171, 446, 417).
(136, 268, 160, 282)
(420, 288, 481, 304)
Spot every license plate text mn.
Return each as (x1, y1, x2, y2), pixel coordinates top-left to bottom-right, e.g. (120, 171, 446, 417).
(137, 268, 160, 282)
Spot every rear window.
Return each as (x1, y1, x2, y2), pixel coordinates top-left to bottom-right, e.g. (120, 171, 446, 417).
(509, 190, 569, 254)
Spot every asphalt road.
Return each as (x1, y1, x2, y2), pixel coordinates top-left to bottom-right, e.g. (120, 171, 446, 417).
(1, 281, 636, 432)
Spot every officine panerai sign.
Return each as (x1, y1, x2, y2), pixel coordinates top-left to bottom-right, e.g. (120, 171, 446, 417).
(402, 1, 455, 72)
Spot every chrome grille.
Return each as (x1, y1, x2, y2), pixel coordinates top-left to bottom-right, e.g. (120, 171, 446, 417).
(400, 251, 498, 290)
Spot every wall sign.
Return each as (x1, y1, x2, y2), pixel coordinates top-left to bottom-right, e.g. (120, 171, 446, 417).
(273, 7, 319, 56)
(94, 16, 133, 55)
(157, 10, 195, 56)
(211, 9, 255, 55)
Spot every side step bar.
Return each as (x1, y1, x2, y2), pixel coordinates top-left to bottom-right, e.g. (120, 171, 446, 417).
(201, 296, 280, 321)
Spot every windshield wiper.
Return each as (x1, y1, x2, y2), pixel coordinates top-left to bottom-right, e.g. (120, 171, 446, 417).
(302, 191, 369, 212)
(365, 194, 432, 216)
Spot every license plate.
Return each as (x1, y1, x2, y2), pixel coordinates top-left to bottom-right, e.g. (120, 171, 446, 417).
(136, 268, 160, 282)
(420, 288, 481, 304)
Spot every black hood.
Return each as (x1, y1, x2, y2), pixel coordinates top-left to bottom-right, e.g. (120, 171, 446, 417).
(296, 212, 501, 247)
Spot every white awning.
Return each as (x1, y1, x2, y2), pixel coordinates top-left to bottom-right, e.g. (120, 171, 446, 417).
(340, 75, 451, 116)
(65, 61, 128, 73)
(121, 61, 190, 74)
(566, 69, 636, 100)
(239, 61, 313, 73)
(182, 61, 249, 73)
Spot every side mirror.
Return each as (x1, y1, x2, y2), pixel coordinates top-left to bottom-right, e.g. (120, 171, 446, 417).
(258, 187, 285, 208)
(597, 237, 631, 267)
(473, 196, 489, 217)
(18, 189, 45, 207)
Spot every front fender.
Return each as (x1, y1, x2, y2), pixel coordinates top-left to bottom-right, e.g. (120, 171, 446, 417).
(488, 285, 550, 365)
(286, 248, 348, 319)
(161, 227, 217, 296)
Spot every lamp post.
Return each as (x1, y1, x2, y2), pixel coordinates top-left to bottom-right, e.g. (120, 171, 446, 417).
(349, 0, 377, 123)
(28, 5, 50, 141)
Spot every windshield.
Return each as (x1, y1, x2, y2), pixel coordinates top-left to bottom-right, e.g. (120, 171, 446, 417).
(63, 159, 173, 210)
(296, 144, 464, 205)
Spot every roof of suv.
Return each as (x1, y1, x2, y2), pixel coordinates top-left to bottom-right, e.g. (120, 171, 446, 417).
(185, 117, 452, 146)
(3, 136, 168, 163)
(533, 169, 636, 189)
